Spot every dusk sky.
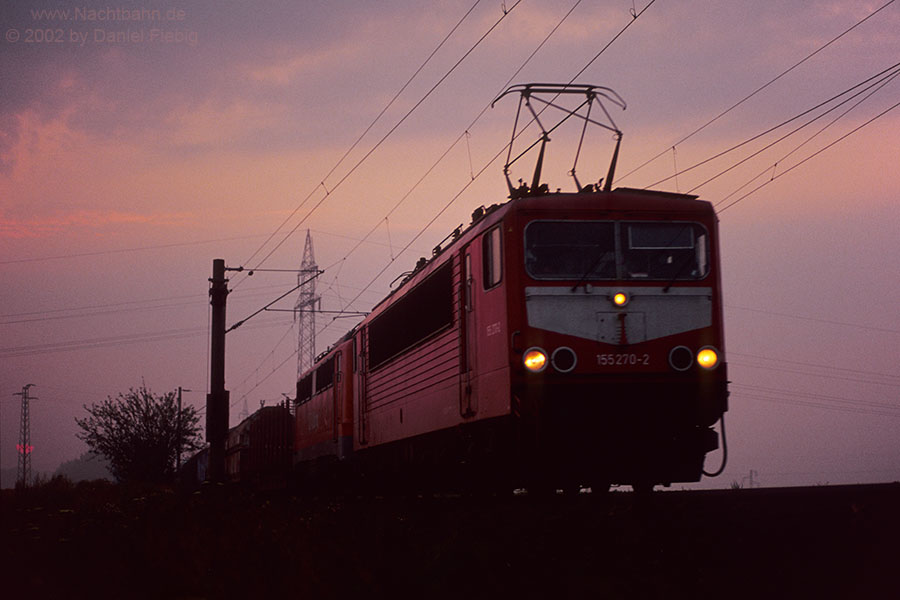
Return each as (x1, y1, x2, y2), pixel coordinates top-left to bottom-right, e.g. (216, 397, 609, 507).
(2, 0, 898, 488)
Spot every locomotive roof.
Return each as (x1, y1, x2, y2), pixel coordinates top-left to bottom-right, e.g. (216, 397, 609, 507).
(515, 187, 710, 213)
(368, 187, 712, 308)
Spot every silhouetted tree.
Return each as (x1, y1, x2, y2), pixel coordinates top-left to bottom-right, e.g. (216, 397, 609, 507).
(76, 384, 203, 483)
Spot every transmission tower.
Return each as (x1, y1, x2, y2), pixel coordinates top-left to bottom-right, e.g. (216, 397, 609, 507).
(294, 230, 320, 378)
(238, 396, 250, 422)
(14, 384, 36, 489)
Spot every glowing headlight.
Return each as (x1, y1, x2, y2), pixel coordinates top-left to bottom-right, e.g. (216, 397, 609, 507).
(696, 347, 720, 370)
(523, 347, 548, 373)
(612, 291, 629, 306)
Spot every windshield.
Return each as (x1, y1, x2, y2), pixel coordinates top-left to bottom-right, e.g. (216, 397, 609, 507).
(525, 220, 709, 281)
(525, 221, 616, 279)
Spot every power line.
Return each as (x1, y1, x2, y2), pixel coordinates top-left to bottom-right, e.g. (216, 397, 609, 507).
(725, 304, 900, 335)
(232, 1, 522, 289)
(730, 361, 900, 389)
(235, 1, 484, 279)
(735, 391, 900, 419)
(0, 317, 292, 359)
(732, 383, 899, 411)
(334, 0, 659, 316)
(316, 0, 589, 283)
(717, 97, 900, 212)
(643, 61, 900, 191)
(0, 232, 274, 265)
(616, 0, 898, 185)
(227, 0, 592, 387)
(710, 66, 900, 204)
(729, 352, 900, 383)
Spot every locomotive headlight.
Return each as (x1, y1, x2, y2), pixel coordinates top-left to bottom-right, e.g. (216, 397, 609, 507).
(523, 347, 548, 373)
(696, 347, 720, 370)
(612, 291, 629, 307)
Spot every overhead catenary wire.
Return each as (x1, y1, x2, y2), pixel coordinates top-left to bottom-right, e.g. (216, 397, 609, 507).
(230, 1, 523, 290)
(725, 304, 900, 335)
(734, 391, 900, 419)
(717, 97, 900, 212)
(226, 0, 592, 358)
(705, 65, 900, 199)
(212, 0, 651, 397)
(640, 61, 900, 191)
(233, 1, 484, 282)
(730, 361, 900, 389)
(728, 352, 900, 383)
(615, 0, 898, 185)
(330, 0, 656, 317)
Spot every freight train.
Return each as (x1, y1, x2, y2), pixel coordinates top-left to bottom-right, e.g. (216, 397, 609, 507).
(193, 84, 729, 494)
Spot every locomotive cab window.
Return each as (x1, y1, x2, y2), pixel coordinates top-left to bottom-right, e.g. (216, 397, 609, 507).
(525, 221, 616, 280)
(483, 226, 502, 289)
(623, 222, 708, 280)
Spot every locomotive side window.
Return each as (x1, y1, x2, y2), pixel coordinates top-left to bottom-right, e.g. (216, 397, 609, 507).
(315, 355, 335, 392)
(296, 373, 313, 405)
(465, 254, 473, 312)
(368, 261, 454, 369)
(483, 226, 502, 289)
(623, 222, 709, 280)
(525, 221, 616, 280)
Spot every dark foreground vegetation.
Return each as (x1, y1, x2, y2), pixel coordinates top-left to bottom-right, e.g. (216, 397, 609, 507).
(3, 478, 898, 599)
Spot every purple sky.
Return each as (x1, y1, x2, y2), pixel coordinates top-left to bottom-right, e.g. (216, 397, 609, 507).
(2, 0, 899, 488)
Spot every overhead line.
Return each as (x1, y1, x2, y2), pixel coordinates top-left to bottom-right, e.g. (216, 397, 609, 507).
(703, 66, 900, 198)
(717, 97, 900, 212)
(234, 1, 483, 281)
(0, 318, 292, 359)
(0, 232, 274, 265)
(735, 391, 900, 419)
(732, 383, 899, 411)
(616, 0, 898, 184)
(731, 361, 900, 388)
(729, 352, 900, 381)
(726, 304, 900, 335)
(335, 0, 658, 315)
(232, 1, 522, 288)
(318, 0, 588, 282)
(643, 61, 900, 191)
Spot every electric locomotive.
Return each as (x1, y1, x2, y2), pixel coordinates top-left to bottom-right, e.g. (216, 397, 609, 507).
(293, 84, 728, 493)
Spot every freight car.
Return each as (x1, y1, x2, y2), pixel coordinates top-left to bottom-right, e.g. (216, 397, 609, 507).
(224, 404, 293, 489)
(293, 84, 728, 493)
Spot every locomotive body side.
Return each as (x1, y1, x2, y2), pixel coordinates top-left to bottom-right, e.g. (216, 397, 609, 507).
(294, 339, 354, 472)
(342, 205, 516, 490)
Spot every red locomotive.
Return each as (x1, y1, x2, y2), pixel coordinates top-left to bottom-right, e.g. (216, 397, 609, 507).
(292, 84, 728, 493)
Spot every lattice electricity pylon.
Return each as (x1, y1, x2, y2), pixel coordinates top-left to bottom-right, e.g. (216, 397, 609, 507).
(14, 384, 36, 489)
(294, 230, 320, 379)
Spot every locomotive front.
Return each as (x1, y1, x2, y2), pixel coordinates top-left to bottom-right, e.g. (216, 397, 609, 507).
(506, 189, 728, 491)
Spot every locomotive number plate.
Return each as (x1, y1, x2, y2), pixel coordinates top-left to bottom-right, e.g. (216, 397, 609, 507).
(597, 353, 650, 366)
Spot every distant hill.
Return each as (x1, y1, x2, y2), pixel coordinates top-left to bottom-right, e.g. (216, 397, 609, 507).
(53, 452, 113, 483)
(0, 467, 16, 489)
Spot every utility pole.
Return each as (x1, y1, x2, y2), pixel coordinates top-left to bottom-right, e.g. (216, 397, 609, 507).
(207, 259, 229, 483)
(14, 384, 36, 489)
(176, 386, 191, 472)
